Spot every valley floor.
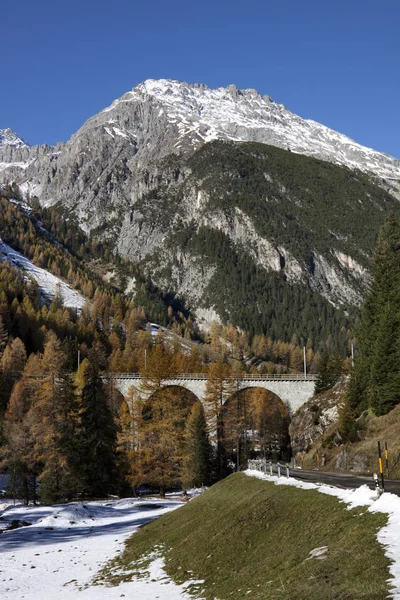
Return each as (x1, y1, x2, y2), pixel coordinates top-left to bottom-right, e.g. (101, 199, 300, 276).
(0, 497, 197, 600)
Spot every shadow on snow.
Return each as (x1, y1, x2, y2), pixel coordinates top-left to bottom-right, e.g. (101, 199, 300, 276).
(0, 501, 180, 553)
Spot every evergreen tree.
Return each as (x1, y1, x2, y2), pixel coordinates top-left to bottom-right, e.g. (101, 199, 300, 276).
(54, 370, 81, 498)
(369, 215, 400, 415)
(182, 402, 212, 489)
(338, 396, 359, 443)
(314, 349, 342, 395)
(76, 346, 117, 497)
(347, 214, 400, 417)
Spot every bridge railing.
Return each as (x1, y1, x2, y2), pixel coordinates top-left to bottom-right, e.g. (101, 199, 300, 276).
(111, 373, 316, 381)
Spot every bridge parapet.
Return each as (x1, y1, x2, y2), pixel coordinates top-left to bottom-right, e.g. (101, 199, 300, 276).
(111, 373, 316, 381)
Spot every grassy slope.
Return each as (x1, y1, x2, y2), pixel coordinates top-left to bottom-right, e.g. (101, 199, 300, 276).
(100, 474, 390, 600)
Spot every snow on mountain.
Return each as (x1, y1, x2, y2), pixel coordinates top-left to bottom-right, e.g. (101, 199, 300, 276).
(0, 159, 35, 173)
(1, 79, 398, 197)
(0, 129, 56, 185)
(103, 79, 400, 185)
(0, 128, 29, 149)
(0, 129, 38, 175)
(0, 240, 86, 310)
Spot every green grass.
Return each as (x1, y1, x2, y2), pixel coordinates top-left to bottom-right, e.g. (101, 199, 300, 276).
(99, 473, 391, 600)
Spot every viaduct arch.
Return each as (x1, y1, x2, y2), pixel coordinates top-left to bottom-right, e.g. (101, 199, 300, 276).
(111, 374, 315, 415)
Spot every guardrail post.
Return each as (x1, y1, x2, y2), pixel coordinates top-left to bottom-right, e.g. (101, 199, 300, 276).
(373, 473, 383, 496)
(277, 462, 281, 478)
(286, 464, 289, 478)
(269, 461, 273, 476)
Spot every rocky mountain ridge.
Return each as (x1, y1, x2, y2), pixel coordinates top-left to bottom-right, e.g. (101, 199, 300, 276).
(2, 79, 399, 197)
(1, 79, 399, 333)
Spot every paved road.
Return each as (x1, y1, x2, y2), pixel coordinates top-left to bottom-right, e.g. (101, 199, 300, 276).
(270, 464, 400, 496)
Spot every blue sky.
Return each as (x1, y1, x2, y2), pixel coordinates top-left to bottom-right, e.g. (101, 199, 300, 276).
(2, 0, 399, 158)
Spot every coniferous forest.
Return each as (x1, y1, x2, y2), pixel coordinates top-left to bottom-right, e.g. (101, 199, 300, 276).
(0, 188, 336, 503)
(3, 189, 399, 504)
(341, 214, 400, 439)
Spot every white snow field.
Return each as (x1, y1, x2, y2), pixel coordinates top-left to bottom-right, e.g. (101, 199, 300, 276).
(246, 469, 400, 599)
(0, 498, 204, 600)
(0, 239, 86, 311)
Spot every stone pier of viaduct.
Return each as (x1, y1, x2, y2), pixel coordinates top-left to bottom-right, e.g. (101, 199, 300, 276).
(111, 374, 316, 415)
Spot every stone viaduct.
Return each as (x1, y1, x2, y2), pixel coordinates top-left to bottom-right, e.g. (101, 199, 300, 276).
(111, 374, 316, 415)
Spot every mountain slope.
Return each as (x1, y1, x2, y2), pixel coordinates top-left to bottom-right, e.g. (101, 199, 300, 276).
(1, 79, 399, 337)
(116, 141, 399, 324)
(0, 239, 86, 310)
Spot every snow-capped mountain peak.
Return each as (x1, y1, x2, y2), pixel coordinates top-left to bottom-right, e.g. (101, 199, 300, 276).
(2, 79, 399, 198)
(100, 79, 400, 188)
(0, 128, 29, 148)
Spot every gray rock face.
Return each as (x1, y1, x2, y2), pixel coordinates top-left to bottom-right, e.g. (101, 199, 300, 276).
(0, 128, 32, 175)
(289, 377, 347, 456)
(0, 128, 62, 198)
(1, 79, 399, 318)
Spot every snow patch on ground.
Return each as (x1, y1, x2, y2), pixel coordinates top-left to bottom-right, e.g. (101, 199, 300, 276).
(0, 498, 201, 599)
(0, 240, 86, 310)
(245, 469, 400, 597)
(306, 546, 328, 561)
